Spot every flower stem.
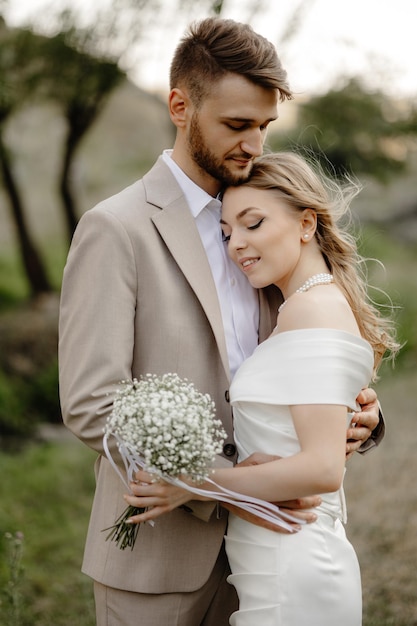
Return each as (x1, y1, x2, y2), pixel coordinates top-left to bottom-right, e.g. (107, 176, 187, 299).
(102, 505, 145, 550)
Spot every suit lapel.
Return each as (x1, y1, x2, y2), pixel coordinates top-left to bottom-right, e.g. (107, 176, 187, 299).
(145, 159, 231, 380)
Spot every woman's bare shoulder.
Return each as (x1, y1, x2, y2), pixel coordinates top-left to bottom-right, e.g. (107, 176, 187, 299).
(276, 285, 360, 335)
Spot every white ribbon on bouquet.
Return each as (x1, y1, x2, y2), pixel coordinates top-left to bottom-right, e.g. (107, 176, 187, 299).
(103, 432, 305, 533)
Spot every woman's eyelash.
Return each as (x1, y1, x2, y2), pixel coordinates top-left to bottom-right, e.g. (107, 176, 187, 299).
(248, 218, 264, 230)
(222, 218, 264, 242)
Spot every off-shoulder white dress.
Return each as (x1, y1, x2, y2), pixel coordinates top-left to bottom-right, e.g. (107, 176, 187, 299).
(225, 329, 374, 626)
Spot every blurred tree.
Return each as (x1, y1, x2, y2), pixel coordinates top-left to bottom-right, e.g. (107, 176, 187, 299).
(38, 27, 123, 240)
(273, 78, 417, 183)
(1, 0, 249, 297)
(0, 19, 52, 296)
(1, 0, 266, 246)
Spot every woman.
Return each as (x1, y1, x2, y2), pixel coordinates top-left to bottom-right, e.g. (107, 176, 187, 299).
(126, 152, 398, 625)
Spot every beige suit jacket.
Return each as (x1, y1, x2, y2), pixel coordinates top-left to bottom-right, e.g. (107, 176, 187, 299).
(59, 157, 282, 594)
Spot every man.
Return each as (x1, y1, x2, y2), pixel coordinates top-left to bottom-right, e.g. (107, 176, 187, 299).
(59, 17, 382, 626)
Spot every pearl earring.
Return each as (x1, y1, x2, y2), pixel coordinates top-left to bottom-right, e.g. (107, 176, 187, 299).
(303, 233, 309, 240)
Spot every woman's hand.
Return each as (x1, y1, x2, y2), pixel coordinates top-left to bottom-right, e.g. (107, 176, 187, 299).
(123, 470, 208, 525)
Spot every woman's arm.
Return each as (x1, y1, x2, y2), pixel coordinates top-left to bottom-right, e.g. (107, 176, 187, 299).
(124, 402, 347, 524)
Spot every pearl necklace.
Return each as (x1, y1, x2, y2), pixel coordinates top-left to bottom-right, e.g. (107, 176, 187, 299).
(278, 273, 334, 313)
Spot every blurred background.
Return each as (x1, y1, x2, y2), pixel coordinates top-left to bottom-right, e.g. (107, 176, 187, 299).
(0, 1, 416, 624)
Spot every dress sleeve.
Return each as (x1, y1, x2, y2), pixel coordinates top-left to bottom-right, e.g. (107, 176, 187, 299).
(230, 329, 374, 412)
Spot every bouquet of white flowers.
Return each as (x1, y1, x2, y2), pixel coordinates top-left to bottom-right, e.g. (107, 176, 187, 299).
(103, 373, 226, 549)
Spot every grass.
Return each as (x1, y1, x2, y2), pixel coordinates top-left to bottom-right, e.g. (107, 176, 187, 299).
(0, 438, 97, 626)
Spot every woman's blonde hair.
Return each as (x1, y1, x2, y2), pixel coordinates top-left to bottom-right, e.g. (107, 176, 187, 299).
(243, 151, 400, 377)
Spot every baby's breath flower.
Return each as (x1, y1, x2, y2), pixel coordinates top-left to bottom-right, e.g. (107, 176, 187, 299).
(104, 373, 225, 480)
(103, 373, 226, 549)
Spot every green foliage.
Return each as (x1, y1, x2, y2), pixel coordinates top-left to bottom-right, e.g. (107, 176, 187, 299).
(30, 360, 61, 423)
(0, 250, 30, 308)
(271, 78, 417, 183)
(39, 29, 123, 129)
(358, 225, 417, 368)
(0, 241, 65, 311)
(0, 371, 35, 445)
(0, 362, 60, 447)
(0, 288, 60, 447)
(0, 18, 123, 287)
(0, 24, 42, 121)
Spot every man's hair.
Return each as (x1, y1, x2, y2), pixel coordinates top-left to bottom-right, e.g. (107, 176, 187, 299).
(170, 17, 292, 106)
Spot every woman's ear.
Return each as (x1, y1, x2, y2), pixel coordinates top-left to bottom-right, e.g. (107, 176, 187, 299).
(168, 87, 190, 128)
(300, 209, 317, 241)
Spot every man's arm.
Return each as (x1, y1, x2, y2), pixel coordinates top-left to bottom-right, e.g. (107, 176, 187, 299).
(59, 209, 138, 460)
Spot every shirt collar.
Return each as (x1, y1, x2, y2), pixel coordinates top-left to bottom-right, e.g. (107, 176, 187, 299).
(162, 150, 221, 217)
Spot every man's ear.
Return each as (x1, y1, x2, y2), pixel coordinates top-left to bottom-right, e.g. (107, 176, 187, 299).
(168, 87, 191, 129)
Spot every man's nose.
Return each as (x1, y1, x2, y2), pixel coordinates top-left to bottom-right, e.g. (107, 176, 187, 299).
(240, 128, 264, 157)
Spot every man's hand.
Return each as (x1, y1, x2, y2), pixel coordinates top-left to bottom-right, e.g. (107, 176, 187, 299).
(233, 453, 320, 532)
(347, 387, 380, 459)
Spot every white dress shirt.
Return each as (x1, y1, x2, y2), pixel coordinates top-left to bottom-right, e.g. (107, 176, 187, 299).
(162, 150, 259, 377)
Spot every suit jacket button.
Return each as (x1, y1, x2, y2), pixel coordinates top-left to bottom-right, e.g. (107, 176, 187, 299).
(223, 443, 236, 457)
(224, 390, 230, 403)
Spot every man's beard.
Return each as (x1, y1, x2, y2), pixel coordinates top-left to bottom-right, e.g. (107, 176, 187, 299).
(188, 114, 253, 186)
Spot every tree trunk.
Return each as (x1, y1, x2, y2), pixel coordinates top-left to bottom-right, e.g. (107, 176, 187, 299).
(0, 133, 52, 297)
(59, 129, 79, 242)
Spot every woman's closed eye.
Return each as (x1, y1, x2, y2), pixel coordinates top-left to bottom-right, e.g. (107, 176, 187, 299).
(248, 218, 264, 230)
(222, 218, 264, 242)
